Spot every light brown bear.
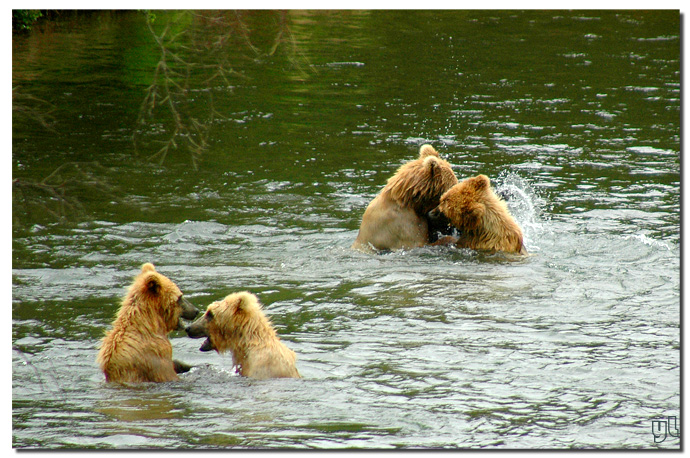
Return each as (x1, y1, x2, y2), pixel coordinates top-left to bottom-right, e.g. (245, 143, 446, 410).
(185, 291, 300, 380)
(96, 263, 198, 383)
(428, 174, 528, 255)
(352, 144, 458, 252)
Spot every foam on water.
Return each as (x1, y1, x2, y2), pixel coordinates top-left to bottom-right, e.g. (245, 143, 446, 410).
(623, 233, 672, 251)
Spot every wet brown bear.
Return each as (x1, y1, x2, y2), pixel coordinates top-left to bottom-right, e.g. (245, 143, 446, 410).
(186, 291, 300, 380)
(97, 263, 198, 383)
(352, 144, 458, 252)
(429, 174, 528, 255)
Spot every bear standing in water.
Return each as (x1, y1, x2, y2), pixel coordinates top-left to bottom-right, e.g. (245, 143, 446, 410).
(186, 291, 300, 380)
(429, 174, 527, 255)
(97, 263, 198, 383)
(352, 144, 458, 252)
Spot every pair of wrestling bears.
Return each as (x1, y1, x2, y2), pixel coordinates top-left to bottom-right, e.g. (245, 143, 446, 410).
(352, 144, 527, 255)
(97, 145, 526, 383)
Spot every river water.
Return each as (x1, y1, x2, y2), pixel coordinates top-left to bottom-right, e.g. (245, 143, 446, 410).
(12, 10, 680, 449)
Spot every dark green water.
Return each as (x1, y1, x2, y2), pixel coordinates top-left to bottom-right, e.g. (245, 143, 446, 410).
(12, 10, 679, 449)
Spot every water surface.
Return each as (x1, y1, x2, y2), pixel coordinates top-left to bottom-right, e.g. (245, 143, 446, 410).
(12, 10, 680, 449)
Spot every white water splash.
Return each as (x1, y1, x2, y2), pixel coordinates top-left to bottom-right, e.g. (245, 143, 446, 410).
(494, 171, 548, 253)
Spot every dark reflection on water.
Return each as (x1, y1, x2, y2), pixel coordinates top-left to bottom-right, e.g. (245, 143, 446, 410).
(13, 10, 679, 449)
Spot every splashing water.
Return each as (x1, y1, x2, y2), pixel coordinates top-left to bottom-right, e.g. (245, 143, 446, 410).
(494, 171, 547, 253)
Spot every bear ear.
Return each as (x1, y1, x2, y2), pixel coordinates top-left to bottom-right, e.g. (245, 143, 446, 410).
(235, 297, 245, 314)
(424, 156, 439, 177)
(235, 291, 249, 313)
(141, 263, 156, 273)
(473, 175, 490, 191)
(228, 293, 247, 315)
(144, 273, 162, 297)
(419, 144, 439, 159)
(232, 292, 259, 315)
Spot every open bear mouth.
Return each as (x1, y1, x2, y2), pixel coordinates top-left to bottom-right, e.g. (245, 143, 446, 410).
(199, 337, 214, 352)
(185, 320, 214, 351)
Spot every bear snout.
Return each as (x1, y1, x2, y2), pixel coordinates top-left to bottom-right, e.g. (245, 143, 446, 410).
(427, 207, 442, 220)
(185, 320, 207, 338)
(185, 320, 214, 352)
(427, 207, 459, 245)
(179, 296, 199, 321)
(427, 207, 452, 229)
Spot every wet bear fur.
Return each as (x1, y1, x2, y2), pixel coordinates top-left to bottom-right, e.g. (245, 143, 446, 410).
(186, 291, 300, 380)
(429, 174, 528, 255)
(352, 144, 458, 252)
(97, 263, 198, 383)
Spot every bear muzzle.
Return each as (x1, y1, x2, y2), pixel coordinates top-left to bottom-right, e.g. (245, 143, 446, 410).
(427, 207, 456, 239)
(179, 296, 199, 320)
(176, 296, 199, 330)
(185, 318, 215, 352)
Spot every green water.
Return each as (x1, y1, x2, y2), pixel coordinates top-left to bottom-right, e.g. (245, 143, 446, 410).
(12, 10, 679, 449)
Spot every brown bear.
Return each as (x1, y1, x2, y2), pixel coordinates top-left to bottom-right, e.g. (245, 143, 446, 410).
(96, 263, 199, 383)
(185, 292, 300, 380)
(352, 144, 458, 252)
(428, 174, 528, 255)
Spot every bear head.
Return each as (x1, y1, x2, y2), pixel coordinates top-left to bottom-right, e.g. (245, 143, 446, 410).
(429, 174, 527, 254)
(431, 174, 492, 231)
(125, 263, 198, 332)
(186, 291, 274, 354)
(384, 144, 458, 215)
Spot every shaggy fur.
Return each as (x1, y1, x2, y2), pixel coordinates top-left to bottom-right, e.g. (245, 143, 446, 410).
(96, 263, 198, 383)
(352, 144, 458, 252)
(186, 292, 300, 380)
(430, 174, 528, 255)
